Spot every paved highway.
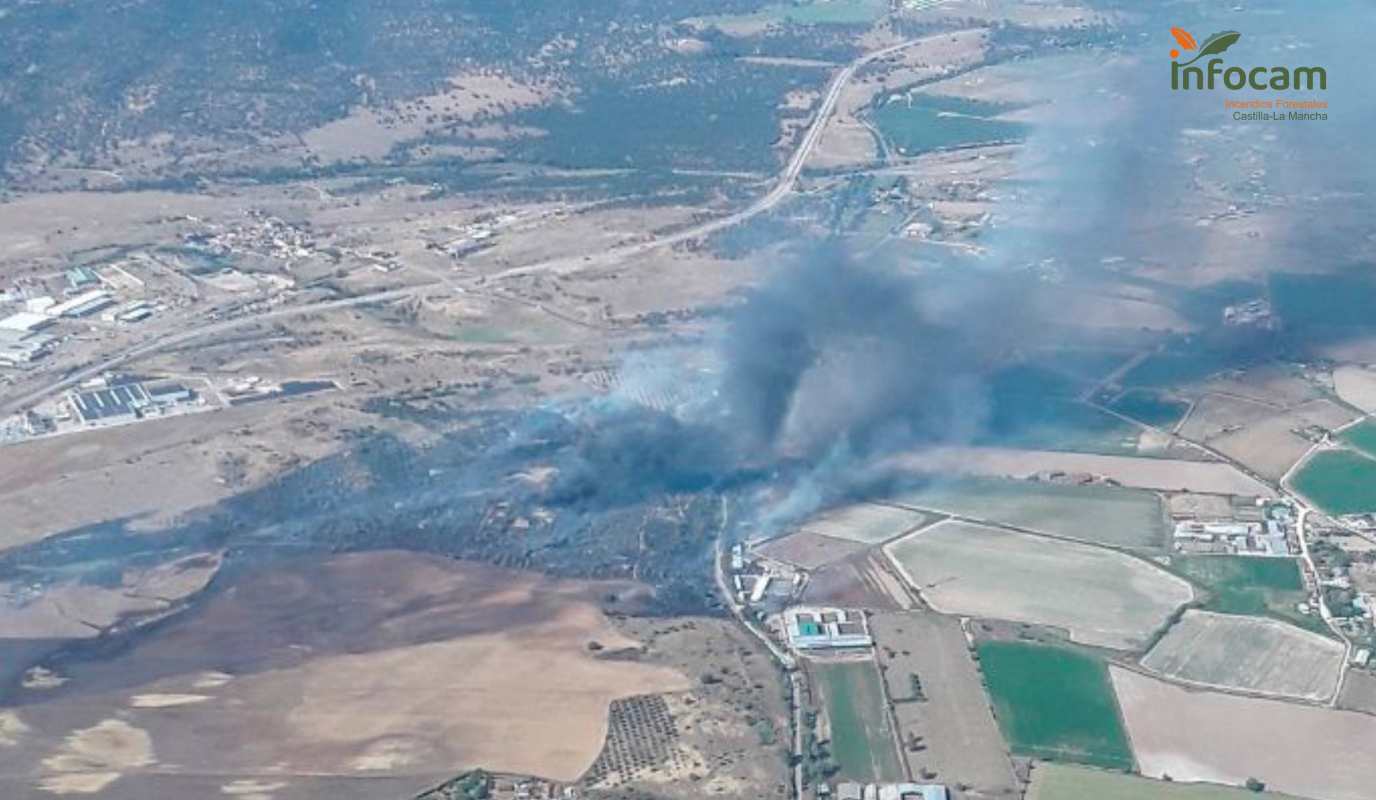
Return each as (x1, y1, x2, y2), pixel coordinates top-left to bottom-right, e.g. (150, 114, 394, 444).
(489, 37, 928, 281)
(0, 39, 925, 415)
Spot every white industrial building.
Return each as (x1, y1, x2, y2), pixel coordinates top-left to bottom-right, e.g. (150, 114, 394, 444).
(47, 290, 115, 318)
(786, 606, 873, 651)
(833, 783, 947, 800)
(0, 311, 54, 333)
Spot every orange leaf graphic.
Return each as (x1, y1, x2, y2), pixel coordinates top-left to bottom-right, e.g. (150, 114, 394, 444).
(1170, 27, 1197, 50)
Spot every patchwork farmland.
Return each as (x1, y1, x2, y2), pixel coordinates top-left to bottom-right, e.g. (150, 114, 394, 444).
(1140, 611, 1345, 702)
(885, 521, 1194, 649)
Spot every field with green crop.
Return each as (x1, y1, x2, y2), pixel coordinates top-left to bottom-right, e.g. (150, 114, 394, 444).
(976, 642, 1133, 770)
(1027, 763, 1305, 800)
(872, 94, 1027, 156)
(1109, 390, 1190, 429)
(1339, 420, 1376, 458)
(811, 661, 903, 782)
(892, 477, 1168, 550)
(1169, 555, 1323, 634)
(1291, 450, 1376, 514)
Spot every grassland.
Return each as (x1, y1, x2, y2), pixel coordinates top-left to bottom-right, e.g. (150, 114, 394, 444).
(1113, 666, 1376, 800)
(977, 642, 1133, 770)
(1140, 611, 1344, 701)
(886, 521, 1193, 649)
(1027, 763, 1306, 800)
(1339, 419, 1376, 458)
(1122, 351, 1233, 388)
(812, 661, 903, 782)
(1290, 449, 1376, 514)
(1107, 390, 1190, 429)
(891, 477, 1169, 550)
(1170, 555, 1321, 633)
(872, 94, 1027, 156)
(801, 503, 930, 545)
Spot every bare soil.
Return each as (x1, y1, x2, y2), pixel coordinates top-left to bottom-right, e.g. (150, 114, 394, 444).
(1113, 666, 1376, 800)
(0, 553, 688, 798)
(871, 611, 1019, 798)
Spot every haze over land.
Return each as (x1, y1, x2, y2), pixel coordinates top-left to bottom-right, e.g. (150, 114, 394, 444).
(1, 1, 1376, 800)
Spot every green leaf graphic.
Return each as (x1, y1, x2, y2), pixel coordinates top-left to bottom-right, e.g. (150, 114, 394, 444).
(1198, 30, 1241, 56)
(1180, 30, 1241, 65)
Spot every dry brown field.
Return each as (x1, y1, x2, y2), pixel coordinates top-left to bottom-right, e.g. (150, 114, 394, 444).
(1200, 368, 1321, 408)
(1112, 666, 1376, 800)
(0, 553, 688, 799)
(1166, 493, 1236, 518)
(1337, 669, 1376, 715)
(1333, 366, 1376, 412)
(870, 611, 1018, 797)
(801, 553, 916, 611)
(1290, 397, 1362, 430)
(755, 531, 867, 570)
(1140, 611, 1344, 702)
(885, 447, 1272, 496)
(0, 552, 221, 639)
(1209, 416, 1314, 481)
(0, 397, 373, 551)
(1177, 394, 1278, 443)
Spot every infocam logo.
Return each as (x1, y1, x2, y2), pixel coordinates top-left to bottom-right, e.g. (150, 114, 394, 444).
(1169, 27, 1327, 91)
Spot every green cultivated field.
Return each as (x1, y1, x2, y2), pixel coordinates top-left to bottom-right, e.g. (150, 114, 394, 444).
(1028, 763, 1305, 800)
(1108, 390, 1190, 429)
(812, 661, 903, 782)
(977, 642, 1133, 770)
(873, 94, 1026, 156)
(894, 477, 1168, 550)
(1339, 420, 1376, 458)
(1171, 555, 1323, 634)
(1291, 449, 1376, 514)
(1122, 351, 1234, 388)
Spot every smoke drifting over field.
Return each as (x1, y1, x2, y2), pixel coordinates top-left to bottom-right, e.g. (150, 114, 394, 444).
(570, 1, 1376, 530)
(555, 245, 1047, 529)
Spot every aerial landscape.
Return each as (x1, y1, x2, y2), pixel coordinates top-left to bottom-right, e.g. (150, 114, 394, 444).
(0, 1, 1373, 799)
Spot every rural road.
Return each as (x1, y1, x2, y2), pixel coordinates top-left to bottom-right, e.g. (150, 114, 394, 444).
(0, 36, 927, 416)
(488, 36, 928, 281)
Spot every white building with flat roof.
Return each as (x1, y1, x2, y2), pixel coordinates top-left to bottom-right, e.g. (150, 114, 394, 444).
(0, 312, 54, 333)
(47, 290, 115, 318)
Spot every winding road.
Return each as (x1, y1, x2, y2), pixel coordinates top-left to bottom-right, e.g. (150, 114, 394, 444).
(488, 36, 927, 281)
(0, 37, 928, 417)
